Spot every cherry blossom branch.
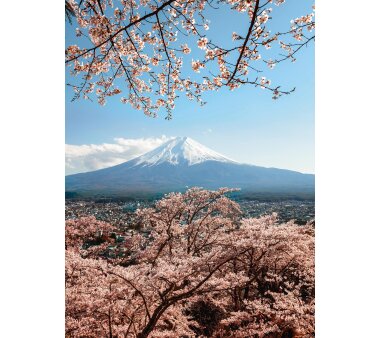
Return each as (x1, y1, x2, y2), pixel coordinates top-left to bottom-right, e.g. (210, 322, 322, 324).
(66, 0, 177, 63)
(227, 0, 260, 85)
(66, 0, 315, 116)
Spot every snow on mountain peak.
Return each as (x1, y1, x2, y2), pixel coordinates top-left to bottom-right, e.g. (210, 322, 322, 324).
(134, 136, 236, 166)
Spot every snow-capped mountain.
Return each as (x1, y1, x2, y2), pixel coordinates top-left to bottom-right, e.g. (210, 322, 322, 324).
(134, 137, 235, 167)
(66, 137, 314, 198)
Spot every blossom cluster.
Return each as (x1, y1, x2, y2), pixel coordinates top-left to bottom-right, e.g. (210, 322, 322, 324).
(66, 187, 315, 337)
(66, 0, 315, 118)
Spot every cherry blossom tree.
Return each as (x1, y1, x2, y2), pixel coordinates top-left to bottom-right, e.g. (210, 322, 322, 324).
(65, 0, 315, 118)
(66, 188, 314, 337)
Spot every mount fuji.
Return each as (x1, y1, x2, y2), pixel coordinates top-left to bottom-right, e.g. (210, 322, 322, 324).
(66, 137, 314, 199)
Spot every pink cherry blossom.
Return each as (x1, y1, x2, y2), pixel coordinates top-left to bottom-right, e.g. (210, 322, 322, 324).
(66, 0, 315, 118)
(66, 188, 315, 337)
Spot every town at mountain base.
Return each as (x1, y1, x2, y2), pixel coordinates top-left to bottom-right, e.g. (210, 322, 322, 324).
(66, 137, 314, 199)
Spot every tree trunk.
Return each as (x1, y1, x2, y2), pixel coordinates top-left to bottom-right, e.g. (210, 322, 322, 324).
(136, 302, 170, 338)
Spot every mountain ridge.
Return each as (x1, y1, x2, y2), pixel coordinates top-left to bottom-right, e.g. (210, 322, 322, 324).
(66, 137, 314, 198)
(133, 136, 236, 167)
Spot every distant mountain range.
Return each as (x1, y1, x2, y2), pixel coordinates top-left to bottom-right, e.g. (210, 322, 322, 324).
(66, 137, 314, 200)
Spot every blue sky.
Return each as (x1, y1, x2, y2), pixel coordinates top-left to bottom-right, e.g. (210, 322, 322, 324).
(66, 0, 314, 174)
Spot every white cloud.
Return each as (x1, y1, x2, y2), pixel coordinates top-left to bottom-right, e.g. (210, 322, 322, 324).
(65, 136, 173, 175)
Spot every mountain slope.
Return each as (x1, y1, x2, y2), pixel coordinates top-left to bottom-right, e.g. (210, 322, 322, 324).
(66, 137, 314, 198)
(134, 136, 235, 166)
